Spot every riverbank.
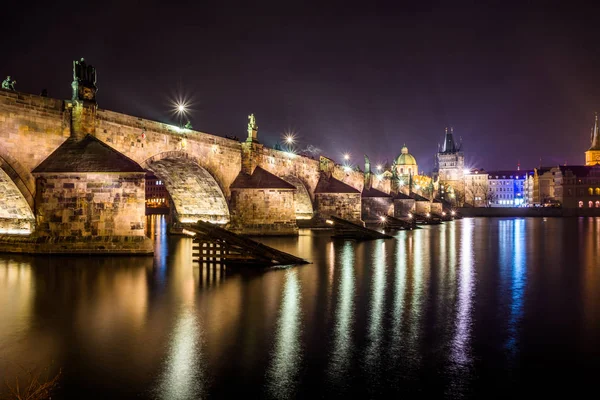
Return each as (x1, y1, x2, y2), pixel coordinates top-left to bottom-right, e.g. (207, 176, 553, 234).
(457, 207, 600, 217)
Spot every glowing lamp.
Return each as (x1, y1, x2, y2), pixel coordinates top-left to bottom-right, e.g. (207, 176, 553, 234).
(380, 216, 387, 222)
(407, 213, 412, 218)
(326, 219, 334, 225)
(343, 153, 350, 161)
(451, 211, 456, 216)
(442, 212, 446, 216)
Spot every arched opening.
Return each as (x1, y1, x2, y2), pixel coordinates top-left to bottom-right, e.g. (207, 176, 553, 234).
(0, 167, 35, 234)
(596, 188, 600, 195)
(282, 175, 314, 220)
(144, 157, 230, 224)
(589, 201, 594, 208)
(589, 188, 594, 195)
(596, 201, 600, 208)
(579, 201, 584, 208)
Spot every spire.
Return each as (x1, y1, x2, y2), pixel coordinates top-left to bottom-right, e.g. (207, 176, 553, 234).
(590, 112, 600, 150)
(442, 127, 457, 153)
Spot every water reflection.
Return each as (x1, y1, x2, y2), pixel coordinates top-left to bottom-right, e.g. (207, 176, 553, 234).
(365, 241, 387, 378)
(452, 219, 474, 366)
(157, 307, 205, 400)
(328, 241, 356, 384)
(391, 233, 408, 352)
(266, 270, 302, 399)
(1, 218, 600, 397)
(508, 219, 526, 354)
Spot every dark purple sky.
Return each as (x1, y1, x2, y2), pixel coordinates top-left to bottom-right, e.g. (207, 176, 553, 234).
(3, 2, 600, 172)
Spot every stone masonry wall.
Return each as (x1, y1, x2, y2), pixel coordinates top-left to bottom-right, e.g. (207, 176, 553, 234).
(34, 172, 147, 237)
(315, 193, 362, 223)
(431, 202, 443, 214)
(0, 90, 70, 206)
(393, 199, 415, 217)
(415, 201, 431, 214)
(361, 197, 393, 221)
(229, 189, 297, 235)
(95, 109, 242, 199)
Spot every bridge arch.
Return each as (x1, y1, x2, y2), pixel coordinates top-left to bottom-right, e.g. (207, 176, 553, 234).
(0, 146, 35, 234)
(283, 175, 314, 220)
(142, 153, 230, 224)
(0, 146, 36, 211)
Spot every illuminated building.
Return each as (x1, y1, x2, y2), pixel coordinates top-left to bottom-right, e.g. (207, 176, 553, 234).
(463, 168, 489, 207)
(585, 113, 600, 166)
(434, 127, 465, 204)
(145, 172, 170, 213)
(487, 170, 531, 207)
(554, 165, 600, 210)
(394, 145, 418, 178)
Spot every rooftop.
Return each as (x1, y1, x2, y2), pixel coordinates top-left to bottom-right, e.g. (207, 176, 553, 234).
(230, 166, 296, 189)
(32, 135, 145, 173)
(315, 175, 360, 194)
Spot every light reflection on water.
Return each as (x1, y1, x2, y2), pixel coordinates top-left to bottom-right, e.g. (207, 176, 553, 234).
(0, 218, 599, 398)
(266, 269, 302, 399)
(328, 241, 355, 387)
(452, 218, 474, 367)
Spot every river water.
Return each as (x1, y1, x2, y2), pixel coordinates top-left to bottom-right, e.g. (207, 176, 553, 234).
(0, 217, 599, 399)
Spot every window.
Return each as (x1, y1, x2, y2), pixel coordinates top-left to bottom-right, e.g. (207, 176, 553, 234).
(589, 188, 594, 196)
(579, 201, 584, 208)
(596, 188, 600, 195)
(589, 201, 594, 208)
(597, 201, 600, 208)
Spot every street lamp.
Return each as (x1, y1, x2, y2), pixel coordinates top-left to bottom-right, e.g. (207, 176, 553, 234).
(174, 101, 189, 129)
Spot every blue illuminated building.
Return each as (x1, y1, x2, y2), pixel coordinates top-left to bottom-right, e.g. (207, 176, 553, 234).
(488, 170, 532, 207)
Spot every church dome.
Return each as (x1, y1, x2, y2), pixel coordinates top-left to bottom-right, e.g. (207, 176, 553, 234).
(396, 146, 417, 166)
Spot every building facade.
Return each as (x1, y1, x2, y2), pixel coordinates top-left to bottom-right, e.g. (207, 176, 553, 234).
(464, 168, 489, 207)
(487, 170, 530, 207)
(434, 127, 465, 204)
(145, 172, 170, 212)
(554, 165, 600, 209)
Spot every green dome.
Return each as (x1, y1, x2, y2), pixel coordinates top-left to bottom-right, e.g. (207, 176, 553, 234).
(396, 146, 417, 166)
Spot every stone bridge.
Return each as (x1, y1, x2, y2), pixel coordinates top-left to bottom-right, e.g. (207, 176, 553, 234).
(0, 84, 394, 250)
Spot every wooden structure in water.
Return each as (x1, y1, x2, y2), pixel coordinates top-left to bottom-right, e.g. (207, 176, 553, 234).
(413, 212, 443, 225)
(383, 215, 417, 230)
(180, 221, 309, 266)
(328, 216, 393, 240)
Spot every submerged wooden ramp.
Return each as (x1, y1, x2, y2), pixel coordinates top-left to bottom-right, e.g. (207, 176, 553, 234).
(180, 221, 309, 266)
(328, 216, 393, 240)
(384, 215, 417, 230)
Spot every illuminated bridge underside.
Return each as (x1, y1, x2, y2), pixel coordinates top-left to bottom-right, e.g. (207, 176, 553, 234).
(146, 158, 230, 224)
(283, 175, 314, 219)
(0, 168, 35, 234)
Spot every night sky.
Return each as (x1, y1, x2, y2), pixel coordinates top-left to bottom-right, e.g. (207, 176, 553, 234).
(3, 2, 600, 172)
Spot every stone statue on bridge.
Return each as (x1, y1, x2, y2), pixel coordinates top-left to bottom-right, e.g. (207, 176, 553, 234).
(364, 155, 371, 173)
(73, 58, 97, 85)
(2, 76, 16, 91)
(247, 113, 258, 142)
(72, 58, 97, 101)
(248, 114, 257, 131)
